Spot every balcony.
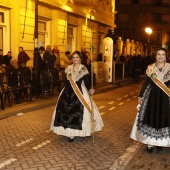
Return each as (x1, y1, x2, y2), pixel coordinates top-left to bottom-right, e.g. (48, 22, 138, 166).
(74, 0, 98, 8)
(153, 3, 169, 7)
(116, 4, 170, 14)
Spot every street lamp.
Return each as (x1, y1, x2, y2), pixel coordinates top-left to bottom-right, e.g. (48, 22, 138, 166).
(145, 27, 152, 43)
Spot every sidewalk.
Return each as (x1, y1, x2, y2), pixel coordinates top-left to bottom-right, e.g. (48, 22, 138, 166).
(0, 75, 144, 120)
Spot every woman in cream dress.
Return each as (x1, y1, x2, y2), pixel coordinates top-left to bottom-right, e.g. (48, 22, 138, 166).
(50, 51, 103, 142)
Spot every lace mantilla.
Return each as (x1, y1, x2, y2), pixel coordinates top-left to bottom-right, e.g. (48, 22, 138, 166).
(66, 64, 89, 82)
(146, 63, 170, 83)
(137, 85, 170, 140)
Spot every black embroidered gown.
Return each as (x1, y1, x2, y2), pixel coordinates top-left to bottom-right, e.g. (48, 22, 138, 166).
(131, 63, 170, 147)
(50, 64, 103, 137)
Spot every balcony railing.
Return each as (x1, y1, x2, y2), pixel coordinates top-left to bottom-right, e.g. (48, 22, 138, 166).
(153, 3, 169, 7)
(151, 20, 169, 25)
(74, 0, 98, 7)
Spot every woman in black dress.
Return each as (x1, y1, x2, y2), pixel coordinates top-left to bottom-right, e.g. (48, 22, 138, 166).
(50, 51, 103, 142)
(131, 48, 170, 153)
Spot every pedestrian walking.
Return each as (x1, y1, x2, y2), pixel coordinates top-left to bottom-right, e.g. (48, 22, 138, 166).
(50, 51, 103, 142)
(130, 48, 170, 154)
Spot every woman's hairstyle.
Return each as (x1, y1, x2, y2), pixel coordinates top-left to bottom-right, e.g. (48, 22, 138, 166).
(156, 47, 167, 56)
(65, 51, 70, 55)
(72, 51, 81, 58)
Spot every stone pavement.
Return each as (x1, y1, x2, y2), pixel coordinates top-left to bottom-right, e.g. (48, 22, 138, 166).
(0, 81, 170, 170)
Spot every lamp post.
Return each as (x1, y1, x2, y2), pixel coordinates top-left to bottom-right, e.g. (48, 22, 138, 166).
(145, 27, 152, 43)
(145, 27, 152, 56)
(34, 0, 39, 70)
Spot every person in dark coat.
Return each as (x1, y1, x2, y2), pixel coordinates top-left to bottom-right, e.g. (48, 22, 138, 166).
(3, 51, 12, 67)
(132, 54, 145, 83)
(18, 47, 30, 67)
(42, 45, 56, 92)
(38, 46, 46, 71)
(6, 59, 21, 103)
(0, 49, 6, 73)
(43, 45, 56, 70)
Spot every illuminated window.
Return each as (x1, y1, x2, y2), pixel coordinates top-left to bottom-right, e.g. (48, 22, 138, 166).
(0, 12, 4, 49)
(67, 24, 78, 52)
(0, 12, 4, 23)
(0, 10, 10, 52)
(38, 21, 46, 47)
(0, 27, 2, 49)
(67, 27, 73, 52)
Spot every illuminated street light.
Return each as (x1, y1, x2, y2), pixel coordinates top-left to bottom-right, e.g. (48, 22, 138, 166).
(145, 27, 152, 43)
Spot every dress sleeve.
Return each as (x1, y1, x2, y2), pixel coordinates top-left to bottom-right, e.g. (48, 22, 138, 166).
(83, 74, 91, 90)
(139, 76, 152, 97)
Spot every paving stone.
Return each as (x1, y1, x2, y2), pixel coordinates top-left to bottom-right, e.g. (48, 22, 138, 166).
(1, 84, 169, 170)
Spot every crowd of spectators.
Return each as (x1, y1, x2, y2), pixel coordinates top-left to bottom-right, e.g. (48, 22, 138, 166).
(0, 45, 64, 108)
(0, 45, 158, 109)
(118, 54, 156, 83)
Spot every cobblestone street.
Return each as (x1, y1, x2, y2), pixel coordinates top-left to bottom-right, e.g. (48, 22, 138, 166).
(0, 84, 170, 170)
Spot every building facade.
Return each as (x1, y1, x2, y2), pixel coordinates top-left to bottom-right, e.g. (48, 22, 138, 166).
(0, 0, 116, 67)
(115, 0, 170, 53)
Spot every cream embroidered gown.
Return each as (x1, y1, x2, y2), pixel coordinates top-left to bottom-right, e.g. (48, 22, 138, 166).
(50, 64, 104, 137)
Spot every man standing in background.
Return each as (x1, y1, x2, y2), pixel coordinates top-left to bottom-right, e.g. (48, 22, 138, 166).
(64, 51, 72, 68)
(18, 47, 30, 67)
(3, 51, 12, 67)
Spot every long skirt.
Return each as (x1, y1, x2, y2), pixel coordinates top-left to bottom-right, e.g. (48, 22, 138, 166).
(130, 83, 170, 147)
(50, 85, 104, 137)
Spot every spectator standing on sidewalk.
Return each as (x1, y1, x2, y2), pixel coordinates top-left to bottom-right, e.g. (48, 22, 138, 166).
(44, 45, 56, 70)
(50, 51, 103, 142)
(3, 51, 12, 67)
(130, 48, 170, 154)
(38, 46, 46, 71)
(0, 49, 6, 73)
(52, 44, 60, 69)
(132, 54, 145, 83)
(64, 51, 72, 68)
(18, 47, 30, 67)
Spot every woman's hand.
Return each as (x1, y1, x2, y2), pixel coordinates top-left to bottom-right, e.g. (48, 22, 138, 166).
(138, 97, 142, 104)
(89, 89, 95, 95)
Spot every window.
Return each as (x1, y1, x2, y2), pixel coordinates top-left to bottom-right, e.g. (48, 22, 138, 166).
(0, 27, 2, 49)
(152, 14, 161, 23)
(38, 21, 46, 47)
(67, 27, 73, 52)
(152, 31, 161, 41)
(0, 12, 4, 23)
(67, 25, 77, 52)
(0, 10, 10, 53)
(0, 12, 4, 49)
(132, 0, 139, 4)
(153, 0, 162, 6)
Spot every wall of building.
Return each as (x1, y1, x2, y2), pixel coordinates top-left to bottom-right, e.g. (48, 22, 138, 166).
(0, 0, 115, 67)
